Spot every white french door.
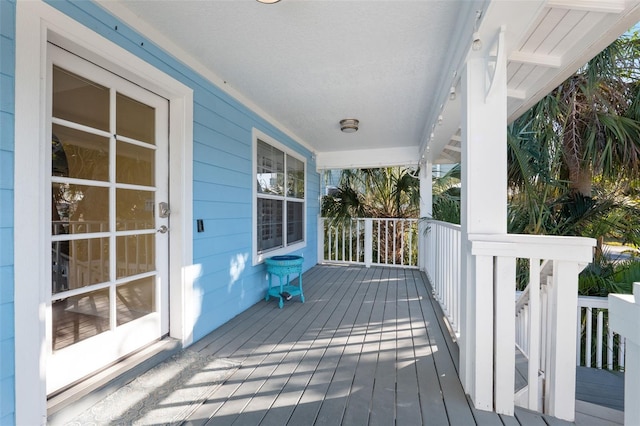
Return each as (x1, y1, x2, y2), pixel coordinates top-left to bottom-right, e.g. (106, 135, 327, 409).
(46, 45, 170, 394)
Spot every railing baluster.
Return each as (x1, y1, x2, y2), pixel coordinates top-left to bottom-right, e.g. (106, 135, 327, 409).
(586, 307, 592, 368)
(596, 310, 603, 369)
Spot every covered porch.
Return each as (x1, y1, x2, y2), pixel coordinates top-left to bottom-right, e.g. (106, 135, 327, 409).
(51, 264, 617, 425)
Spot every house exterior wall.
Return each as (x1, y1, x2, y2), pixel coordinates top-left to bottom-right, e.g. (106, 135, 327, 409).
(2, 0, 319, 420)
(43, 0, 319, 339)
(0, 0, 16, 423)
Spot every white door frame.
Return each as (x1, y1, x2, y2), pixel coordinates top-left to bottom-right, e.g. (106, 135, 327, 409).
(15, 2, 194, 424)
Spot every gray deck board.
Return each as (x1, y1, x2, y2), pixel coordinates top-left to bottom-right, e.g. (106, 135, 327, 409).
(181, 264, 603, 426)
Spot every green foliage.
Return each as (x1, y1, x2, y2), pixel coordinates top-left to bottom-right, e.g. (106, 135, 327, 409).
(321, 167, 420, 221)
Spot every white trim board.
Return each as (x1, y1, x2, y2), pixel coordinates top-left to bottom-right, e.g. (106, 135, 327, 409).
(15, 2, 194, 424)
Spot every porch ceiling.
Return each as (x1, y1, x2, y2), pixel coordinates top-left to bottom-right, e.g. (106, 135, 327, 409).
(101, 0, 640, 169)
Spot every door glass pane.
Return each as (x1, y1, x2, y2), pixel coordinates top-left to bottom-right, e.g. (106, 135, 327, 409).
(116, 189, 155, 231)
(116, 139, 155, 186)
(116, 92, 155, 144)
(117, 234, 155, 278)
(52, 238, 109, 294)
(257, 198, 283, 252)
(286, 155, 304, 198)
(116, 277, 155, 326)
(257, 140, 284, 195)
(287, 201, 304, 244)
(52, 124, 109, 181)
(52, 183, 109, 235)
(53, 66, 109, 131)
(52, 287, 110, 351)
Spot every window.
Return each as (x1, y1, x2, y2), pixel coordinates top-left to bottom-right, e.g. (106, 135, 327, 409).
(254, 131, 305, 262)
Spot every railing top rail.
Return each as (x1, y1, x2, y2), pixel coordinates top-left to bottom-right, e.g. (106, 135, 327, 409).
(577, 295, 609, 309)
(424, 219, 461, 230)
(469, 233, 595, 263)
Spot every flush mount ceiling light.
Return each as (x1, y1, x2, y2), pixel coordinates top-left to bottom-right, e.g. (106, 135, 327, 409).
(256, 0, 281, 3)
(340, 118, 359, 133)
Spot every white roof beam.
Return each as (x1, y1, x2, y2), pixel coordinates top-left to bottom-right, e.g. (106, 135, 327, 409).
(508, 88, 527, 100)
(546, 0, 625, 14)
(316, 146, 419, 170)
(509, 51, 562, 68)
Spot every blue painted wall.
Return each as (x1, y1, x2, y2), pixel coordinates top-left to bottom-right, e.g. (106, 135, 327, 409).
(43, 1, 320, 342)
(0, 0, 15, 423)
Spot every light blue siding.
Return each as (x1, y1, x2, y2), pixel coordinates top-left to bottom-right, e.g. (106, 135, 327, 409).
(45, 1, 320, 343)
(0, 0, 15, 422)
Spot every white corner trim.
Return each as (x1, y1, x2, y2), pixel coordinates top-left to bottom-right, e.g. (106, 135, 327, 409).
(14, 2, 194, 423)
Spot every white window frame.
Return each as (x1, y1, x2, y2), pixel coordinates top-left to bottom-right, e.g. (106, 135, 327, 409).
(252, 129, 307, 265)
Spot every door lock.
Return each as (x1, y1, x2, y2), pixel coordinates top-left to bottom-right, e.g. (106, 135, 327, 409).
(157, 225, 169, 234)
(159, 202, 170, 218)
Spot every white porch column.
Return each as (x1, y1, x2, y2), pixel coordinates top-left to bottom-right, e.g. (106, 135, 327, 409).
(459, 43, 508, 410)
(419, 161, 433, 271)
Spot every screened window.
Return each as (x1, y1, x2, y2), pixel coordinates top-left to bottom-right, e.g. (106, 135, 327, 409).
(256, 137, 305, 257)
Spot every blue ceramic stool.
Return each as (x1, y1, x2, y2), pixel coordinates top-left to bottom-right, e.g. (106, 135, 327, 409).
(264, 255, 304, 308)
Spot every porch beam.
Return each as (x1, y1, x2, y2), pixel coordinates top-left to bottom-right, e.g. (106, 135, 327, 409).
(315, 146, 419, 170)
(508, 51, 562, 68)
(546, 0, 625, 14)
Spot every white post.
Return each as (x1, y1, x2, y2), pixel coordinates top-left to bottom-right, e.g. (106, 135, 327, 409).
(459, 36, 508, 409)
(364, 218, 373, 268)
(419, 161, 433, 271)
(494, 255, 516, 415)
(545, 260, 580, 421)
(609, 282, 640, 426)
(317, 215, 325, 264)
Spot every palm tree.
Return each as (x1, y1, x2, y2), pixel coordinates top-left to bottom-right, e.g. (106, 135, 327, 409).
(321, 167, 420, 220)
(510, 33, 640, 198)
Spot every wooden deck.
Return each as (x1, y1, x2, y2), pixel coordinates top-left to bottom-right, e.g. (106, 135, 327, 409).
(182, 264, 573, 426)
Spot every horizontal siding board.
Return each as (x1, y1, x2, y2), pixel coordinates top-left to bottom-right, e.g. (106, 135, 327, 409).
(192, 145, 250, 178)
(0, 190, 12, 228)
(193, 161, 249, 187)
(0, 266, 13, 304)
(0, 339, 14, 380)
(0, 150, 13, 189)
(0, 303, 13, 341)
(0, 229, 12, 267)
(0, 36, 15, 76)
(0, 1, 16, 38)
(193, 181, 252, 202)
(0, 375, 14, 416)
(0, 112, 14, 151)
(193, 201, 252, 221)
(0, 74, 14, 114)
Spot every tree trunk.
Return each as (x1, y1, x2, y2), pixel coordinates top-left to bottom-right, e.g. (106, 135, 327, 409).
(569, 167, 592, 197)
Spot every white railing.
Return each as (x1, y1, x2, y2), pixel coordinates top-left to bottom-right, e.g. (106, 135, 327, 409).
(577, 296, 625, 370)
(423, 220, 461, 335)
(320, 217, 419, 268)
(470, 234, 594, 420)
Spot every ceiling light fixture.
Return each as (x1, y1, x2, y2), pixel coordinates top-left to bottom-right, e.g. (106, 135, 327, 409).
(256, 0, 281, 3)
(340, 118, 359, 133)
(472, 10, 483, 51)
